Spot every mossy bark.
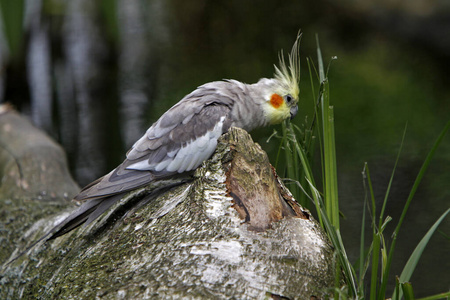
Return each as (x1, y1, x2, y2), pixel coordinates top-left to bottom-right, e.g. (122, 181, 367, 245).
(0, 105, 79, 266)
(1, 106, 335, 299)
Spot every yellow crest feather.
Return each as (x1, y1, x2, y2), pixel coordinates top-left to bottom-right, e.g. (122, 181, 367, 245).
(273, 32, 301, 101)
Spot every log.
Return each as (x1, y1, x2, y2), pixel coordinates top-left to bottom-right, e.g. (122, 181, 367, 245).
(0, 105, 79, 266)
(0, 105, 79, 200)
(0, 106, 335, 299)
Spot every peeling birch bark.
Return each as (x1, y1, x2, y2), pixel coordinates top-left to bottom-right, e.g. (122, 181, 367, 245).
(1, 108, 334, 299)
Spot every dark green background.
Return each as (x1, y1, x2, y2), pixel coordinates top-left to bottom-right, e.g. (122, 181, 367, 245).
(1, 0, 448, 297)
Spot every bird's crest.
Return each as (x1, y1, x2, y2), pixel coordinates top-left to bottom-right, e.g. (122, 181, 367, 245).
(274, 32, 302, 100)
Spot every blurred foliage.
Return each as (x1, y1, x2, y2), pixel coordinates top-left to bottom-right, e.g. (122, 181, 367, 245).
(99, 0, 119, 42)
(0, 0, 448, 297)
(0, 0, 24, 61)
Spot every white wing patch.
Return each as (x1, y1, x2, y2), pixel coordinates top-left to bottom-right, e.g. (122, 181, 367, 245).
(127, 116, 227, 174)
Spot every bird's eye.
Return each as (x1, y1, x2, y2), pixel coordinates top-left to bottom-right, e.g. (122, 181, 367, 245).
(285, 95, 293, 103)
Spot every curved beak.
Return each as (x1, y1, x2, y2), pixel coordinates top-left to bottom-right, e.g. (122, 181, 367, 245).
(290, 105, 298, 119)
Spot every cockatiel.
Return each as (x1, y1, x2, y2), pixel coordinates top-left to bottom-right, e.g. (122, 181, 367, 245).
(15, 34, 301, 256)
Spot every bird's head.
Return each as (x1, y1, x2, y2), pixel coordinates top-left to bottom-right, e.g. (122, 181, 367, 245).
(260, 33, 301, 125)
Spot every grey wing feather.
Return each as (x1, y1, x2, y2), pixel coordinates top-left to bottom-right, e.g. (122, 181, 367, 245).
(73, 165, 156, 201)
(48, 196, 112, 240)
(8, 81, 239, 264)
(125, 86, 234, 173)
(48, 84, 235, 238)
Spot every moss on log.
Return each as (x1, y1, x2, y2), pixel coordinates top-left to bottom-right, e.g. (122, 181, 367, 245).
(0, 105, 79, 266)
(1, 107, 335, 299)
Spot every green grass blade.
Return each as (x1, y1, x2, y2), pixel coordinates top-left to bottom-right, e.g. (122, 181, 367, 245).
(358, 190, 367, 290)
(335, 228, 358, 297)
(306, 180, 358, 297)
(378, 124, 408, 228)
(281, 123, 295, 180)
(416, 291, 450, 300)
(379, 121, 450, 299)
(316, 35, 325, 82)
(362, 163, 382, 299)
(306, 57, 317, 104)
(289, 123, 324, 226)
(380, 229, 389, 285)
(334, 257, 341, 300)
(324, 103, 339, 228)
(392, 207, 450, 300)
(281, 122, 303, 205)
(364, 164, 377, 228)
(370, 232, 381, 299)
(401, 282, 416, 300)
(316, 36, 340, 229)
(367, 124, 404, 299)
(394, 277, 401, 300)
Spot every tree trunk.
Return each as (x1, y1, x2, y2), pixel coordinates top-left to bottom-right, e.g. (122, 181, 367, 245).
(0, 105, 335, 299)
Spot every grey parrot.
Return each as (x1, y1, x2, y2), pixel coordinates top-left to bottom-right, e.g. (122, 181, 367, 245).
(12, 35, 301, 261)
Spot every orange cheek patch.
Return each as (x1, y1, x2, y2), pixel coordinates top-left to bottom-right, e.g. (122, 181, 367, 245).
(270, 94, 283, 108)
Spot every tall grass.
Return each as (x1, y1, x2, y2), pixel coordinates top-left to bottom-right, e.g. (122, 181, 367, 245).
(278, 38, 450, 299)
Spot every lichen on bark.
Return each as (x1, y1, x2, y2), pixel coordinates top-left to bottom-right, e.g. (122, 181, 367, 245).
(1, 109, 335, 299)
